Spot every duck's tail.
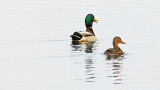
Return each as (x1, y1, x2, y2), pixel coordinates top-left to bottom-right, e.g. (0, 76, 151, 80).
(70, 32, 83, 40)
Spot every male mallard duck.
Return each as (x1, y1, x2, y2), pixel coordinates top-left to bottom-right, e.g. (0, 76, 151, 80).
(70, 14, 98, 43)
(104, 36, 126, 59)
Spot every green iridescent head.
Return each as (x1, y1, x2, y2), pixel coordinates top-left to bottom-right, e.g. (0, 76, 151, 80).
(85, 14, 98, 27)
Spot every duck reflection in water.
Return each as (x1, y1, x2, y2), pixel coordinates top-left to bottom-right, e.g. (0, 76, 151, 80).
(104, 36, 126, 60)
(71, 41, 97, 82)
(71, 41, 97, 53)
(106, 60, 124, 84)
(84, 56, 96, 82)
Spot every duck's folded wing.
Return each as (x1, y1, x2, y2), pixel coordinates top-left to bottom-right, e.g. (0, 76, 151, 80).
(104, 48, 115, 54)
(79, 32, 94, 37)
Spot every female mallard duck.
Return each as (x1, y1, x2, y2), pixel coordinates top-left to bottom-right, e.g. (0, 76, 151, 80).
(104, 36, 126, 60)
(70, 14, 98, 43)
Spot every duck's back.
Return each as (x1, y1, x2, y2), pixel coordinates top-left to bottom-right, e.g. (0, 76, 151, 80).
(71, 31, 96, 42)
(79, 31, 94, 37)
(104, 48, 116, 55)
(104, 48, 124, 59)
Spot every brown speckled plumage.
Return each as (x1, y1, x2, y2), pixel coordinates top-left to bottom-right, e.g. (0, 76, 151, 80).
(104, 36, 126, 60)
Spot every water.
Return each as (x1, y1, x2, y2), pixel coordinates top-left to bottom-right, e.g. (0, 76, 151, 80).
(0, 0, 160, 90)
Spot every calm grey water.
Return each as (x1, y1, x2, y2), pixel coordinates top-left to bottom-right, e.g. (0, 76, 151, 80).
(0, 0, 160, 90)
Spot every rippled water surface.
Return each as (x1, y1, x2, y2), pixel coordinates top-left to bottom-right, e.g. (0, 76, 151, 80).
(0, 0, 160, 90)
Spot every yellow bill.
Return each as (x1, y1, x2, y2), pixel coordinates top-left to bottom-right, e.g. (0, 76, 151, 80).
(94, 18, 98, 23)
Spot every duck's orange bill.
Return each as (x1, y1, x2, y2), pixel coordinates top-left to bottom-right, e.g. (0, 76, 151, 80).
(121, 41, 126, 44)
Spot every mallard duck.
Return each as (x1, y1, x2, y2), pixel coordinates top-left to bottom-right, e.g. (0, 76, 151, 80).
(70, 14, 98, 43)
(104, 36, 126, 60)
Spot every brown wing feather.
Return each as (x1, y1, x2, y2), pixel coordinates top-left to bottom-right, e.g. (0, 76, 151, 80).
(104, 48, 124, 59)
